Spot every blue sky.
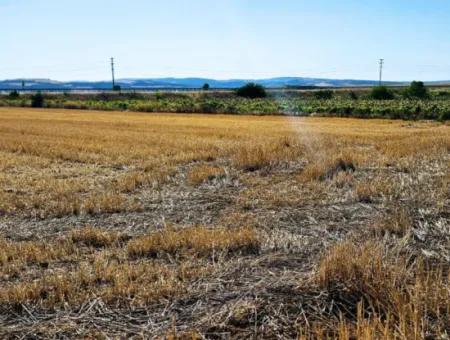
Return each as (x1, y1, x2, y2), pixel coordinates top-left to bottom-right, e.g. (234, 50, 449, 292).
(1, 0, 449, 81)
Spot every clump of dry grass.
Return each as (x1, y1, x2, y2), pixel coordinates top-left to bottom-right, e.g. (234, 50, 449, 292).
(83, 193, 142, 215)
(232, 138, 301, 172)
(312, 240, 450, 338)
(301, 154, 356, 182)
(317, 241, 405, 297)
(232, 145, 274, 172)
(0, 259, 207, 309)
(332, 171, 354, 189)
(113, 172, 147, 193)
(113, 169, 171, 192)
(0, 237, 76, 272)
(217, 212, 258, 228)
(353, 176, 403, 204)
(374, 207, 413, 236)
(187, 164, 226, 185)
(354, 182, 376, 203)
(127, 226, 260, 259)
(70, 225, 126, 248)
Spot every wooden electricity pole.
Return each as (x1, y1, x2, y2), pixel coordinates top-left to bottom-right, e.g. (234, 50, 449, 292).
(379, 59, 384, 86)
(111, 57, 116, 90)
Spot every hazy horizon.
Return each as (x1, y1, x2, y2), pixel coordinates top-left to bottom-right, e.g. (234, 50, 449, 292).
(1, 0, 449, 82)
(2, 75, 450, 84)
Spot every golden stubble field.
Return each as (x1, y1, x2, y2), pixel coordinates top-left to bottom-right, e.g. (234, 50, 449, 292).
(0, 107, 449, 338)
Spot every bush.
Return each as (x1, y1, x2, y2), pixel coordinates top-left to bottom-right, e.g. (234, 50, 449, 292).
(404, 81, 429, 99)
(439, 110, 450, 122)
(202, 83, 210, 91)
(435, 90, 450, 98)
(370, 86, 394, 100)
(236, 83, 267, 98)
(314, 90, 333, 100)
(31, 92, 45, 108)
(348, 91, 358, 100)
(8, 90, 20, 99)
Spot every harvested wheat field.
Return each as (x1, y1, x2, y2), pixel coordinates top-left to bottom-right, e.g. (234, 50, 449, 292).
(0, 107, 449, 339)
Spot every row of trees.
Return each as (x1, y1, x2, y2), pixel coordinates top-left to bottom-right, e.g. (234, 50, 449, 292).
(8, 91, 45, 107)
(370, 81, 430, 100)
(202, 81, 431, 100)
(233, 81, 432, 100)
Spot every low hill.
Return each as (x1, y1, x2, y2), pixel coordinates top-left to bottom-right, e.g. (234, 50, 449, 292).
(0, 77, 419, 90)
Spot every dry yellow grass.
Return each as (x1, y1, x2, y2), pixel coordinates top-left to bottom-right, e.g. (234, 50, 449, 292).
(0, 236, 77, 275)
(70, 225, 126, 247)
(300, 154, 356, 182)
(127, 225, 259, 259)
(313, 241, 450, 339)
(0, 225, 257, 309)
(0, 258, 203, 308)
(0, 107, 449, 338)
(232, 139, 301, 171)
(187, 164, 226, 185)
(0, 108, 448, 217)
(374, 208, 413, 236)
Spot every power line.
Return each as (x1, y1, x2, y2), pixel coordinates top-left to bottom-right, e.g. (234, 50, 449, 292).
(0, 61, 105, 73)
(379, 58, 384, 86)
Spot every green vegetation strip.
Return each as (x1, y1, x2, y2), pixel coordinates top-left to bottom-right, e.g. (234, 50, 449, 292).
(1, 87, 449, 120)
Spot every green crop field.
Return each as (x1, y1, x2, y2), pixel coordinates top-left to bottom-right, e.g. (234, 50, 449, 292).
(2, 86, 450, 120)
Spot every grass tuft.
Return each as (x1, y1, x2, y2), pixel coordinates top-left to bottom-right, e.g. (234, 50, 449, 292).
(187, 165, 226, 185)
(374, 208, 413, 236)
(313, 240, 450, 338)
(70, 225, 126, 248)
(233, 145, 274, 172)
(127, 226, 260, 259)
(301, 155, 356, 181)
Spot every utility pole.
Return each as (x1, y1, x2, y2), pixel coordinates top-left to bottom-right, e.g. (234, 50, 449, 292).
(379, 58, 384, 86)
(110, 57, 116, 90)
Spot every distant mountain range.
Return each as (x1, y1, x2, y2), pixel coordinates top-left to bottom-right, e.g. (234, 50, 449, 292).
(0, 77, 449, 90)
